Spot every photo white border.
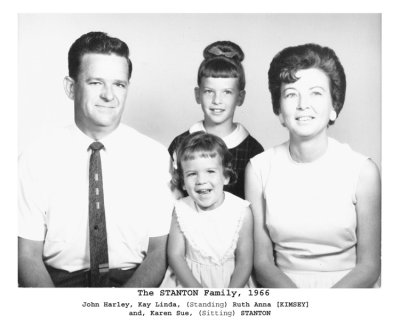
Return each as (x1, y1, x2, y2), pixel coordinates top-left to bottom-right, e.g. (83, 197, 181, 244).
(3, 0, 399, 325)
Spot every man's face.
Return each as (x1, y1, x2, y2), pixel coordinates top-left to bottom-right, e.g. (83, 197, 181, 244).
(71, 53, 130, 137)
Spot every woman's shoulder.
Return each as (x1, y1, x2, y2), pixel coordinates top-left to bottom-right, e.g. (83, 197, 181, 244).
(250, 141, 287, 165)
(328, 137, 369, 164)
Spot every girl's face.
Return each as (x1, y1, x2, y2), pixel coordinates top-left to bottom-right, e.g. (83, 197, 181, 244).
(181, 153, 229, 211)
(195, 77, 245, 128)
(279, 68, 336, 140)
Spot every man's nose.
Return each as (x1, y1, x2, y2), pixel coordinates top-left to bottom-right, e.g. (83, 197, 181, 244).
(100, 85, 115, 101)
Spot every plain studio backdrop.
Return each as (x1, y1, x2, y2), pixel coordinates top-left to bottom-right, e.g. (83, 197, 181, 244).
(18, 14, 381, 167)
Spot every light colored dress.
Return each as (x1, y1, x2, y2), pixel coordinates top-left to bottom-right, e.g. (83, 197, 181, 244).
(250, 138, 370, 288)
(161, 192, 250, 288)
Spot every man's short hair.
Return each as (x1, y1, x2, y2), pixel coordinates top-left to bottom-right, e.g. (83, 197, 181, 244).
(68, 31, 132, 81)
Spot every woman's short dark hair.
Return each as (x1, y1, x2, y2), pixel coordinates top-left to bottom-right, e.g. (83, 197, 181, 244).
(68, 31, 132, 81)
(197, 41, 246, 90)
(268, 43, 346, 125)
(172, 131, 237, 193)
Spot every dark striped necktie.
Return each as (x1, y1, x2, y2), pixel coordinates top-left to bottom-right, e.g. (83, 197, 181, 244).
(88, 141, 109, 287)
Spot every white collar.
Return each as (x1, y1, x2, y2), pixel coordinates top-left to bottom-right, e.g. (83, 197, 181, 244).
(188, 121, 249, 149)
(69, 123, 126, 152)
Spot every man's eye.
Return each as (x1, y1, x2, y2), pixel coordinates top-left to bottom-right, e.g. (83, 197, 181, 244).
(115, 83, 126, 88)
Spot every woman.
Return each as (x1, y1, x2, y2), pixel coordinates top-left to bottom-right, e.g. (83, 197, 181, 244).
(245, 43, 381, 288)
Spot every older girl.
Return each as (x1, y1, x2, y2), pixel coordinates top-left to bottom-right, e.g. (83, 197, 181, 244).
(169, 41, 263, 199)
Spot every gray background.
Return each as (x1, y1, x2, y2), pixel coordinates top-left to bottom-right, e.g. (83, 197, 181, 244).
(18, 14, 381, 167)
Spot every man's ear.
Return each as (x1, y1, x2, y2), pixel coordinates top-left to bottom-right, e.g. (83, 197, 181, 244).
(194, 87, 201, 104)
(63, 76, 75, 100)
(237, 90, 246, 106)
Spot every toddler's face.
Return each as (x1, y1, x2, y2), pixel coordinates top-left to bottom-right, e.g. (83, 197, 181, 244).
(181, 153, 229, 211)
(195, 77, 245, 128)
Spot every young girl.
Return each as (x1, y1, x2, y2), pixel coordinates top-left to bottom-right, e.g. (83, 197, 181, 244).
(162, 131, 253, 288)
(169, 41, 263, 199)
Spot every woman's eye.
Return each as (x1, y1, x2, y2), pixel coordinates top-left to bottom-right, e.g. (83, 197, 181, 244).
(284, 92, 297, 99)
(311, 91, 322, 96)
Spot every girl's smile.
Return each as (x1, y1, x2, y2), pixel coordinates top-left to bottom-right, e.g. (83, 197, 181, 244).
(182, 153, 229, 211)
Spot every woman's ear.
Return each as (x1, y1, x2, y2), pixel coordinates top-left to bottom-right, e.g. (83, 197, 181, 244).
(278, 113, 286, 127)
(63, 76, 75, 100)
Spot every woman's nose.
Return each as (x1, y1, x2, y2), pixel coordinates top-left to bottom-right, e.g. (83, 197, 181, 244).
(297, 94, 310, 110)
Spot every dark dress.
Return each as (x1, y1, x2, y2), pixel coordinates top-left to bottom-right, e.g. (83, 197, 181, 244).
(169, 130, 264, 199)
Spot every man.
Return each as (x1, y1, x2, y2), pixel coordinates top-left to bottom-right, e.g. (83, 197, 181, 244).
(18, 31, 173, 287)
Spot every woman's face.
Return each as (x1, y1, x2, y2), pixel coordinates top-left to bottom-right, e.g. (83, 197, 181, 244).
(279, 68, 336, 140)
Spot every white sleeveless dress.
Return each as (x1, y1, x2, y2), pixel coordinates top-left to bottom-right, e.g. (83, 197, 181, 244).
(161, 192, 250, 288)
(250, 138, 371, 288)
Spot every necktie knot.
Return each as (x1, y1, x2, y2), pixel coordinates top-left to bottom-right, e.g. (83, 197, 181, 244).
(89, 141, 104, 152)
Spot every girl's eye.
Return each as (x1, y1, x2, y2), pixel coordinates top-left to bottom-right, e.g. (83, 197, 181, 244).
(207, 170, 216, 174)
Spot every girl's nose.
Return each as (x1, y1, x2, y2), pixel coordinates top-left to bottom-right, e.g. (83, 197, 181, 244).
(212, 92, 222, 104)
(196, 172, 207, 184)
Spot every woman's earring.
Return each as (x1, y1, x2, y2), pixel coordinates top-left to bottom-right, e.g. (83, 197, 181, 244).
(330, 111, 337, 122)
